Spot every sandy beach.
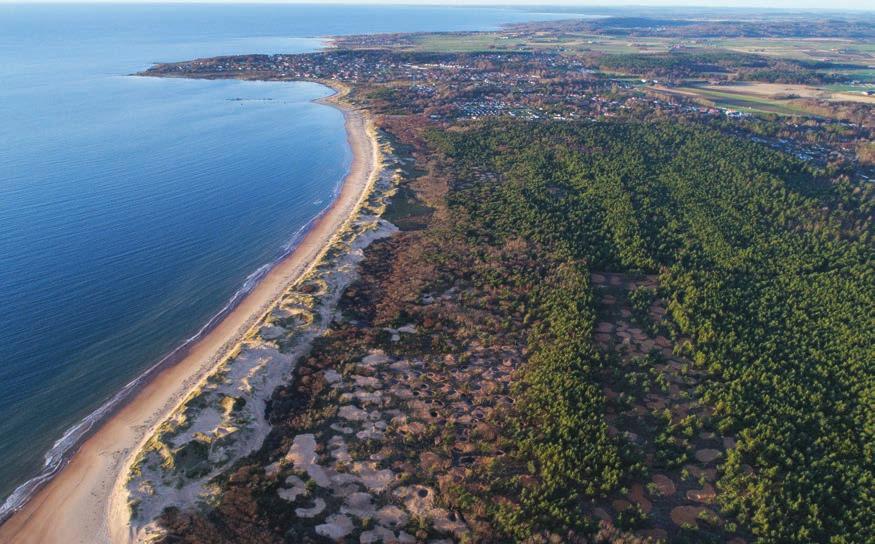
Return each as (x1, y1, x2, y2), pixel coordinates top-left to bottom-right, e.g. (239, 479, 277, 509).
(0, 87, 379, 544)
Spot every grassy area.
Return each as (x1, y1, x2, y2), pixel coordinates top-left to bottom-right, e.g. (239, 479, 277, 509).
(663, 85, 817, 116)
(383, 185, 433, 231)
(823, 83, 875, 92)
(409, 32, 875, 72)
(410, 31, 675, 55)
(412, 33, 527, 53)
(831, 68, 875, 83)
(697, 37, 875, 63)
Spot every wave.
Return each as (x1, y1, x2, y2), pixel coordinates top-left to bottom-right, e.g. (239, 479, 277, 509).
(0, 159, 348, 523)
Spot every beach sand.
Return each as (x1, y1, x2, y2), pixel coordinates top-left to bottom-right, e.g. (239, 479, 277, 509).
(0, 88, 379, 544)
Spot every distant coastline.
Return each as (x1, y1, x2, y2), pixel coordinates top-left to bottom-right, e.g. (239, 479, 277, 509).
(0, 79, 382, 544)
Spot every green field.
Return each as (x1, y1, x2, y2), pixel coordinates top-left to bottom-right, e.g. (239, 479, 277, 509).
(831, 68, 875, 84)
(668, 86, 818, 116)
(823, 83, 875, 92)
(412, 34, 527, 53)
(409, 32, 875, 68)
(410, 32, 674, 55)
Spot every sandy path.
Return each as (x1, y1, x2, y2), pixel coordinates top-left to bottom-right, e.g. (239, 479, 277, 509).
(0, 91, 378, 544)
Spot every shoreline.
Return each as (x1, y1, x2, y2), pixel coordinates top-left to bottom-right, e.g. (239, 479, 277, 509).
(0, 81, 380, 544)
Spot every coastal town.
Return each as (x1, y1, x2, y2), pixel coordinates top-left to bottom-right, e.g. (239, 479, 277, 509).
(150, 44, 875, 184)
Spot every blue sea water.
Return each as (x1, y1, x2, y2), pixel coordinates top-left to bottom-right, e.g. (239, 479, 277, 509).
(0, 2, 579, 514)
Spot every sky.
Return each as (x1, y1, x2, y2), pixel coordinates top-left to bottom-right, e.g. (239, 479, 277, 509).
(0, 0, 872, 11)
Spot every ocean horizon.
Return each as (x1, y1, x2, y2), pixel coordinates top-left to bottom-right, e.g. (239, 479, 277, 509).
(0, 2, 578, 514)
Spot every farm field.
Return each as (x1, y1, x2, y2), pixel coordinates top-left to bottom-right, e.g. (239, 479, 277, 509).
(411, 32, 875, 61)
(701, 82, 875, 104)
(652, 80, 875, 118)
(652, 85, 819, 115)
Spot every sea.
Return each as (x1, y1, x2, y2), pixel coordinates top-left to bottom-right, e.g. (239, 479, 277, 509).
(0, 2, 580, 518)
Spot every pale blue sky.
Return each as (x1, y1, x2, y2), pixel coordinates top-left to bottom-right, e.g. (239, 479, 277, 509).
(2, 0, 872, 11)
